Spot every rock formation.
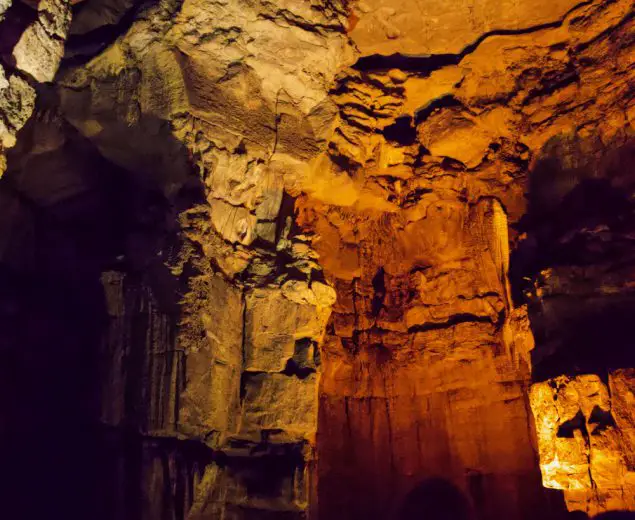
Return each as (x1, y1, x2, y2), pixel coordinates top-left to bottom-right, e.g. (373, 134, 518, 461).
(531, 371, 635, 515)
(0, 0, 72, 174)
(0, 0, 633, 519)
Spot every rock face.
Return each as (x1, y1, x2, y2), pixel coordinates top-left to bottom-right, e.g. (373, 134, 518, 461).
(294, 0, 633, 516)
(0, 0, 633, 519)
(348, 0, 583, 56)
(531, 371, 635, 515)
(3, 1, 352, 518)
(0, 0, 72, 175)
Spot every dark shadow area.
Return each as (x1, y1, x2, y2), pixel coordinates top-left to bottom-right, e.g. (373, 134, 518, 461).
(588, 404, 617, 434)
(396, 478, 474, 520)
(217, 443, 306, 499)
(383, 116, 417, 146)
(509, 134, 635, 381)
(64, 0, 152, 66)
(567, 511, 635, 519)
(353, 53, 459, 73)
(0, 0, 38, 69)
(0, 95, 206, 520)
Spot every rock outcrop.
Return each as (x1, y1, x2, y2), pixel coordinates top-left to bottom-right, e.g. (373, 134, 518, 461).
(3, 0, 353, 518)
(0, 0, 633, 518)
(0, 0, 72, 175)
(531, 371, 635, 515)
(293, 0, 633, 516)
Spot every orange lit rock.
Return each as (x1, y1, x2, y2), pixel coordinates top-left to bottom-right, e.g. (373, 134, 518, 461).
(297, 188, 545, 518)
(293, 0, 634, 516)
(0, 0, 633, 518)
(348, 0, 582, 56)
(530, 373, 635, 515)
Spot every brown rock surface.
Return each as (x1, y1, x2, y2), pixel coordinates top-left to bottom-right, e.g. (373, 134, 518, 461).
(531, 372, 635, 515)
(348, 0, 583, 56)
(0, 0, 633, 518)
(0, 0, 72, 175)
(290, 0, 634, 516)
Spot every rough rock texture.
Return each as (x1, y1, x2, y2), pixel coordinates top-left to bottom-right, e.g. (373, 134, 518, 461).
(0, 0, 633, 518)
(509, 73, 635, 514)
(0, 0, 72, 175)
(348, 0, 583, 56)
(531, 371, 635, 515)
(1, 0, 352, 518)
(289, 0, 633, 516)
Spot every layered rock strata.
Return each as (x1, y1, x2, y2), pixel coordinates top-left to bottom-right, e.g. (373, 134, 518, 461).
(531, 371, 635, 515)
(0, 0, 633, 518)
(293, 0, 634, 516)
(2, 0, 352, 518)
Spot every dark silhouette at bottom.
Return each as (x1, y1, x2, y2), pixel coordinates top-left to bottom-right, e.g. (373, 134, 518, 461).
(396, 479, 473, 520)
(569, 510, 635, 519)
(595, 513, 635, 519)
(395, 477, 635, 520)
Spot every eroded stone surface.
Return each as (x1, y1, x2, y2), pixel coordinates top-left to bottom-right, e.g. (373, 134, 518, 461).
(0, 0, 633, 518)
(348, 0, 583, 56)
(244, 284, 332, 372)
(531, 373, 635, 515)
(291, 0, 634, 516)
(42, 1, 354, 517)
(0, 0, 71, 176)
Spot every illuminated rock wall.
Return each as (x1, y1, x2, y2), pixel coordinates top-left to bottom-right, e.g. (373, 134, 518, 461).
(298, 196, 546, 519)
(531, 371, 635, 515)
(0, 0, 633, 518)
(0, 0, 72, 175)
(294, 0, 634, 515)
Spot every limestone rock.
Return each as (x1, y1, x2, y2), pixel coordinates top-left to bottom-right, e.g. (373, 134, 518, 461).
(179, 274, 244, 441)
(349, 0, 582, 56)
(239, 372, 317, 442)
(0, 0, 11, 20)
(69, 0, 135, 36)
(57, 0, 355, 197)
(0, 0, 633, 517)
(295, 0, 634, 516)
(209, 198, 258, 246)
(12, 0, 71, 82)
(0, 0, 71, 175)
(0, 74, 36, 149)
(610, 369, 635, 471)
(417, 108, 493, 168)
(244, 285, 332, 372)
(530, 373, 635, 513)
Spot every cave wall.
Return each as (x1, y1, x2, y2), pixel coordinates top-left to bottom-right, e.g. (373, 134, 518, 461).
(301, 197, 546, 520)
(2, 0, 353, 518)
(295, 0, 634, 516)
(521, 134, 635, 515)
(0, 0, 72, 174)
(0, 0, 633, 519)
(299, 0, 632, 518)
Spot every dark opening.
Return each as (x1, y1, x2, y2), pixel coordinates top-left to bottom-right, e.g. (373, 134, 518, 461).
(396, 478, 473, 520)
